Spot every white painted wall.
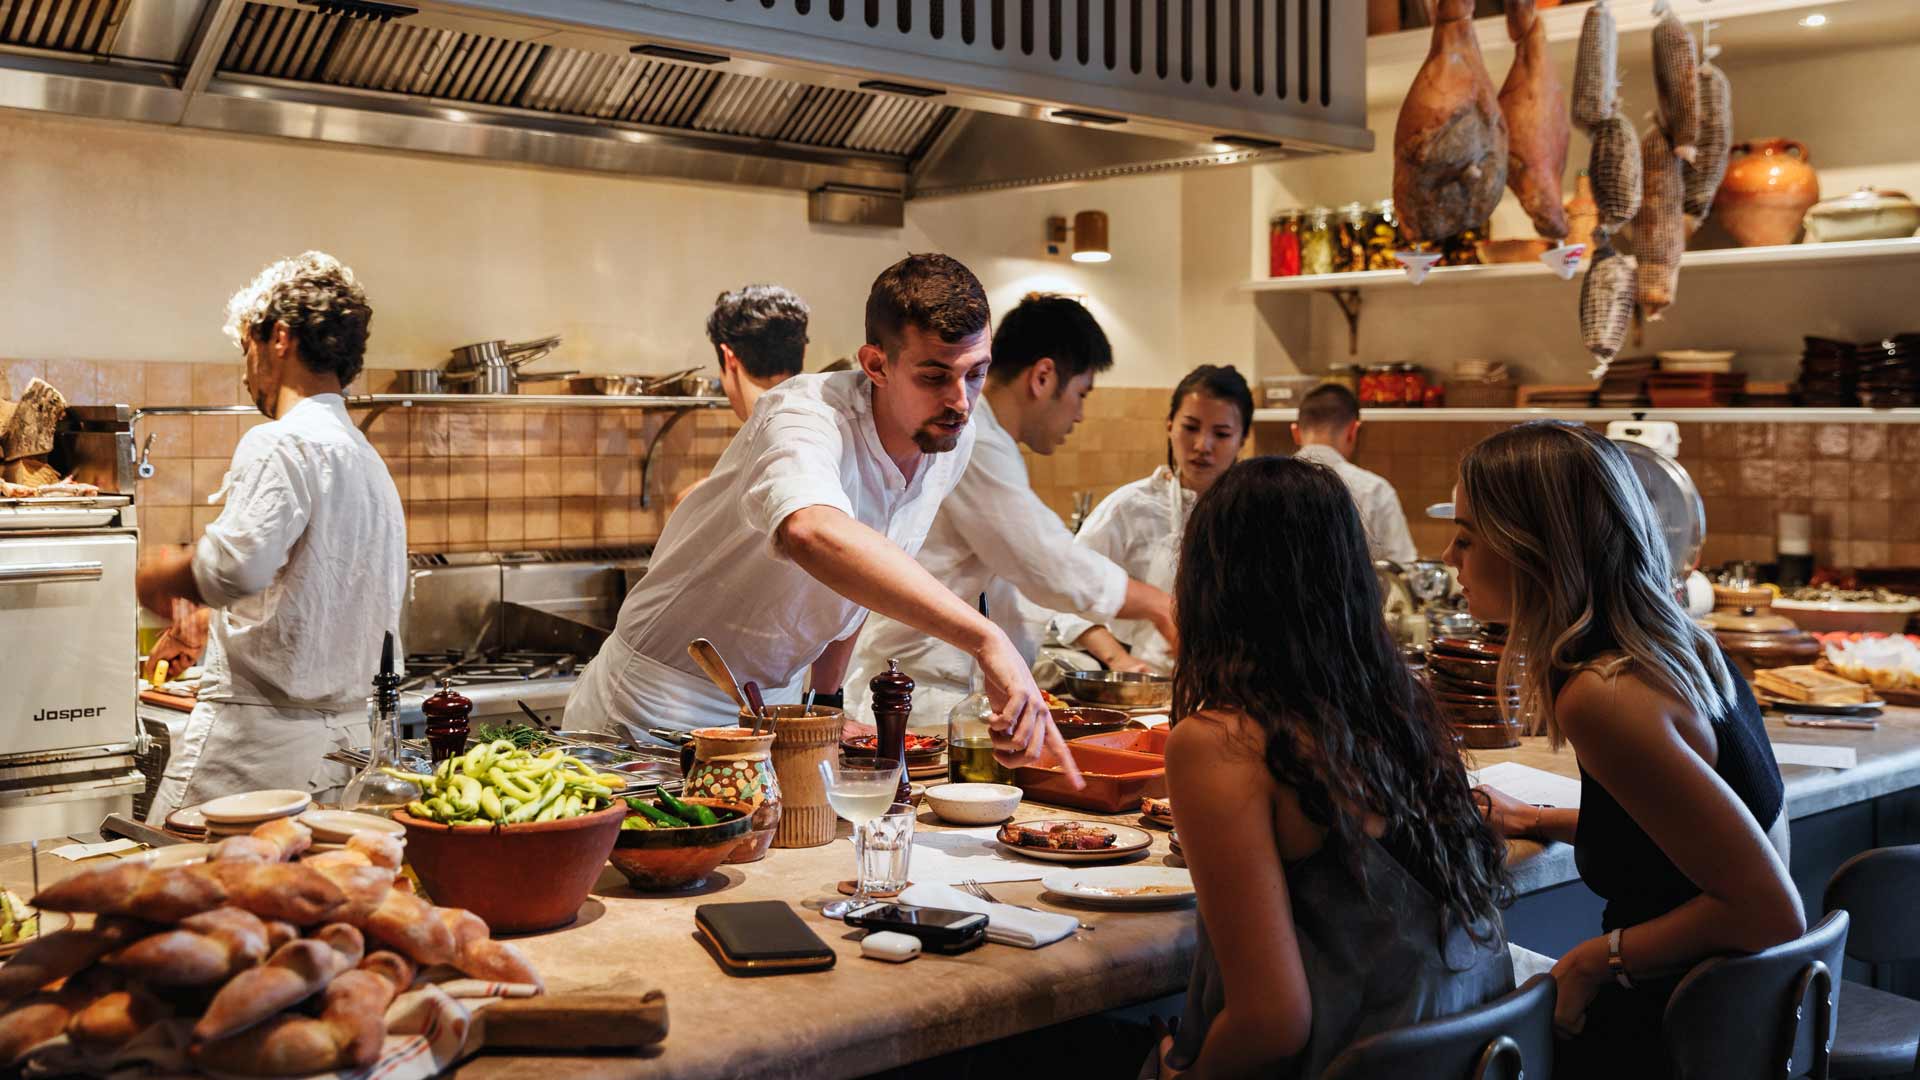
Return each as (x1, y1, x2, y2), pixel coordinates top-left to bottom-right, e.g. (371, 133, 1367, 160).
(0, 108, 1204, 388)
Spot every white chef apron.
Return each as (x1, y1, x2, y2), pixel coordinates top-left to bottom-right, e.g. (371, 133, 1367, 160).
(566, 631, 800, 746)
(145, 699, 363, 824)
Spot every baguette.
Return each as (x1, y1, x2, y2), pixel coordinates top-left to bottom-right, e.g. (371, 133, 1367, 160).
(104, 906, 271, 986)
(300, 849, 372, 873)
(0, 918, 149, 1006)
(191, 959, 407, 1076)
(263, 920, 300, 953)
(437, 907, 543, 990)
(67, 983, 172, 1059)
(193, 924, 365, 1044)
(197, 861, 346, 925)
(364, 887, 456, 969)
(212, 817, 312, 864)
(0, 993, 72, 1067)
(33, 863, 226, 923)
(346, 832, 403, 871)
(315, 864, 399, 926)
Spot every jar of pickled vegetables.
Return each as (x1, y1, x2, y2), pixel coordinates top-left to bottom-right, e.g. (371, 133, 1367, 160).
(1301, 208, 1335, 276)
(1398, 363, 1427, 407)
(1269, 211, 1303, 277)
(1366, 199, 1401, 270)
(1327, 364, 1360, 393)
(1336, 203, 1369, 273)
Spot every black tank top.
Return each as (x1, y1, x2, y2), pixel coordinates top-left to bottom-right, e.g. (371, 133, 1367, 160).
(1571, 659, 1785, 930)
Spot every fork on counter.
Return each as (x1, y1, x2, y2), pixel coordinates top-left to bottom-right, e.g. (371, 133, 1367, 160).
(957, 879, 1093, 931)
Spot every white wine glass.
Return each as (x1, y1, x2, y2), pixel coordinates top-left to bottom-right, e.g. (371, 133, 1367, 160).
(819, 751, 903, 919)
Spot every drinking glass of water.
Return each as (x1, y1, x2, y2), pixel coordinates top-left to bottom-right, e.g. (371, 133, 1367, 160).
(859, 803, 917, 897)
(819, 751, 903, 919)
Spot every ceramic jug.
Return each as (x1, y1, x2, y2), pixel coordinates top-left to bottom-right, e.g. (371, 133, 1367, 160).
(1712, 139, 1820, 247)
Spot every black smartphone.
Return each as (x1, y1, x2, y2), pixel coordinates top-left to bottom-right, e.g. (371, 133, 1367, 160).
(843, 903, 990, 954)
(695, 900, 837, 975)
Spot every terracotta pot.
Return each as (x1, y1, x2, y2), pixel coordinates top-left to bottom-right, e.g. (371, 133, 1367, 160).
(1713, 139, 1820, 247)
(684, 726, 781, 863)
(608, 797, 754, 891)
(766, 706, 844, 849)
(395, 803, 624, 933)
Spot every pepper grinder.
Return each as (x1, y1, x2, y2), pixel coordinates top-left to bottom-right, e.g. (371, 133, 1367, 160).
(868, 659, 914, 805)
(422, 678, 473, 765)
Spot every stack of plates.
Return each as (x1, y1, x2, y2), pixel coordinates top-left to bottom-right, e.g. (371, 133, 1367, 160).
(1656, 349, 1736, 374)
(163, 804, 208, 841)
(1596, 356, 1657, 408)
(198, 789, 314, 838)
(1857, 334, 1920, 407)
(296, 808, 406, 853)
(1647, 372, 1746, 408)
(1796, 337, 1859, 405)
(1425, 636, 1523, 750)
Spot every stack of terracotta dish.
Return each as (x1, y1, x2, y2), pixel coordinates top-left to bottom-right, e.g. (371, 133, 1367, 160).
(197, 788, 314, 839)
(1795, 337, 1859, 406)
(1425, 636, 1523, 749)
(161, 803, 208, 842)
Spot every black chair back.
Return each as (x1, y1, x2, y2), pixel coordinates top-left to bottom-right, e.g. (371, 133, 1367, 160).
(1823, 844, 1920, 963)
(1323, 974, 1556, 1080)
(1664, 910, 1849, 1080)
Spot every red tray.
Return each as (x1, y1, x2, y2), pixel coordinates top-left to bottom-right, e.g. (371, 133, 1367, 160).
(1016, 743, 1167, 814)
(1070, 727, 1170, 756)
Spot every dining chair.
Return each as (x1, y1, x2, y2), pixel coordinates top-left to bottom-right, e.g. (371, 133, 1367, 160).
(1823, 844, 1920, 1078)
(1664, 909, 1849, 1079)
(1322, 973, 1556, 1080)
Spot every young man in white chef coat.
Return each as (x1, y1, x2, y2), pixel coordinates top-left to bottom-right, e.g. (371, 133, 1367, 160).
(1291, 383, 1419, 565)
(670, 284, 811, 512)
(845, 295, 1176, 729)
(569, 255, 1076, 779)
(137, 252, 407, 822)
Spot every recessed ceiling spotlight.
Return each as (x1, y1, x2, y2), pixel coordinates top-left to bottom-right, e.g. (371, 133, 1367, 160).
(1798, 13, 1828, 28)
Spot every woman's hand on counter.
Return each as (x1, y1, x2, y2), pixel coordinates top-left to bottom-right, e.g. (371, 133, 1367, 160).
(1474, 784, 1579, 845)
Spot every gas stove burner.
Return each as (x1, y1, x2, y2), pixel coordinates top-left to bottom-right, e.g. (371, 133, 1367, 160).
(399, 649, 586, 691)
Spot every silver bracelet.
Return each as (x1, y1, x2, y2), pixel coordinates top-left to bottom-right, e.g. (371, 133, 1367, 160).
(1608, 928, 1634, 990)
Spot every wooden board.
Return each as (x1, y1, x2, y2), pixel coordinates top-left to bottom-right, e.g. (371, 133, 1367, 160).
(474, 992, 668, 1050)
(140, 689, 196, 713)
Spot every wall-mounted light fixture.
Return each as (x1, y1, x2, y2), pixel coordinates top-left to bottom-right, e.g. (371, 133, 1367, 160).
(1045, 211, 1111, 263)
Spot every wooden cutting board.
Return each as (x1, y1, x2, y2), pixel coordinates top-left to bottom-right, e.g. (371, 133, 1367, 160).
(473, 991, 668, 1050)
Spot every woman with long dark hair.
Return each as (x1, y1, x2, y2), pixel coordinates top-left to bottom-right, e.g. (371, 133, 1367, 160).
(1449, 421, 1801, 1077)
(1054, 364, 1252, 674)
(1150, 456, 1512, 1078)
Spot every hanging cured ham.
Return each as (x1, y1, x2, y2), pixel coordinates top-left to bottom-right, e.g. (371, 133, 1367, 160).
(1683, 60, 1733, 227)
(1652, 9, 1701, 163)
(1498, 0, 1570, 239)
(1634, 124, 1687, 319)
(1571, 1, 1618, 131)
(1393, 0, 1509, 243)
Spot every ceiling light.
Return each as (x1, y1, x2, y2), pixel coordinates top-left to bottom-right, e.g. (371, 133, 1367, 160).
(1798, 13, 1827, 27)
(1046, 211, 1111, 264)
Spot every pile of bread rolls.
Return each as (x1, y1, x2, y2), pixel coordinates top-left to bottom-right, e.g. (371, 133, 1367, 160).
(0, 817, 541, 1076)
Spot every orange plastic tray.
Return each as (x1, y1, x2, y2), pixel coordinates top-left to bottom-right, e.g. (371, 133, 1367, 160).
(1016, 743, 1167, 814)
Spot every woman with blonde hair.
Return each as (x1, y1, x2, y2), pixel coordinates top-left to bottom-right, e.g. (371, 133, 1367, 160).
(1448, 421, 1803, 1079)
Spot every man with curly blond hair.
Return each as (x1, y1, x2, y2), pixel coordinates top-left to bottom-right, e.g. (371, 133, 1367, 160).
(139, 252, 407, 821)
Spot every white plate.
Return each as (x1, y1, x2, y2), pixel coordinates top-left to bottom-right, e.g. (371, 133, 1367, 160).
(0, 891, 75, 957)
(199, 789, 312, 824)
(0, 506, 119, 530)
(134, 843, 210, 869)
(996, 821, 1153, 863)
(1756, 691, 1886, 716)
(1042, 866, 1196, 908)
(297, 809, 406, 843)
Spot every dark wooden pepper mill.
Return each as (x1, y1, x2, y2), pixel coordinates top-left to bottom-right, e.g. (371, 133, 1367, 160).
(869, 659, 914, 805)
(422, 678, 473, 765)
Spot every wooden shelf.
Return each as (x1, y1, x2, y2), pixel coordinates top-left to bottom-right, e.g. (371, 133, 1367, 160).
(1254, 407, 1920, 424)
(1239, 237, 1920, 295)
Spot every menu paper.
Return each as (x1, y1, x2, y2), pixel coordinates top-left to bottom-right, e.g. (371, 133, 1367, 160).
(1769, 743, 1857, 769)
(47, 838, 143, 861)
(1466, 762, 1583, 809)
(848, 826, 1049, 885)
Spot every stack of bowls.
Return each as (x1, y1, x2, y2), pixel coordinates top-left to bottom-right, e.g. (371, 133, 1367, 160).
(1795, 337, 1859, 406)
(296, 808, 407, 853)
(197, 789, 314, 838)
(1426, 637, 1523, 749)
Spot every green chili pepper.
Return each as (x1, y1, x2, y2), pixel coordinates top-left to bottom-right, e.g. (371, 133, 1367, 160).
(658, 788, 717, 827)
(627, 799, 685, 828)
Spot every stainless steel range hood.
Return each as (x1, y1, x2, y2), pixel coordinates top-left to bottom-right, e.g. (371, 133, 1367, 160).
(0, 0, 1371, 208)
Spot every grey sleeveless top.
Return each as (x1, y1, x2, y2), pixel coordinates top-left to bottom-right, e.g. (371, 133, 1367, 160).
(1160, 830, 1513, 1077)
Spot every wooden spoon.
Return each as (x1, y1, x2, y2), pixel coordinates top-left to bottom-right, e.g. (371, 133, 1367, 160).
(687, 638, 749, 714)
(743, 681, 769, 735)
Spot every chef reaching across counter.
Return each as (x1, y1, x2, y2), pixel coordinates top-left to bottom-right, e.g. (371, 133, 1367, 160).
(568, 255, 1077, 781)
(844, 294, 1176, 729)
(1052, 364, 1254, 676)
(1290, 383, 1419, 565)
(138, 252, 407, 822)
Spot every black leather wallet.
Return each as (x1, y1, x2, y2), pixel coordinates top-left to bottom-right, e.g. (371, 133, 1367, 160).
(695, 901, 837, 975)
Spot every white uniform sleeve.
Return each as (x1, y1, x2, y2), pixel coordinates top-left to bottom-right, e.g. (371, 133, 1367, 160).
(942, 446, 1128, 620)
(1049, 489, 1137, 647)
(738, 398, 856, 559)
(1366, 480, 1421, 565)
(191, 440, 314, 607)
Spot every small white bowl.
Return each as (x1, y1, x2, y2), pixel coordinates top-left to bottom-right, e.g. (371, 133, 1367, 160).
(924, 783, 1024, 826)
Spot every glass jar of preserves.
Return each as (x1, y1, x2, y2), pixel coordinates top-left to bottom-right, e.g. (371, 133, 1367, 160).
(1366, 199, 1401, 270)
(1327, 364, 1360, 393)
(1443, 222, 1487, 266)
(1398, 363, 1427, 407)
(1335, 203, 1369, 273)
(1269, 210, 1304, 278)
(1300, 208, 1335, 276)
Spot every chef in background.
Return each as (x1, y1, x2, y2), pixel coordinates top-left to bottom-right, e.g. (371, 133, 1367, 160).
(138, 252, 407, 821)
(569, 254, 1077, 781)
(1290, 383, 1419, 565)
(845, 295, 1176, 729)
(1052, 365, 1253, 675)
(671, 284, 810, 511)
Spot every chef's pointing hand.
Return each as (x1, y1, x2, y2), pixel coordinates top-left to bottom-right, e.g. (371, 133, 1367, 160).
(977, 634, 1084, 790)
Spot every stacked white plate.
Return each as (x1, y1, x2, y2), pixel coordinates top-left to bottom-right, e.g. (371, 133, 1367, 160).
(296, 809, 405, 853)
(198, 789, 314, 838)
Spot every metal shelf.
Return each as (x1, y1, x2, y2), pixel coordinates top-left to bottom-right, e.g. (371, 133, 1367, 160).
(1254, 407, 1920, 425)
(1239, 237, 1920, 295)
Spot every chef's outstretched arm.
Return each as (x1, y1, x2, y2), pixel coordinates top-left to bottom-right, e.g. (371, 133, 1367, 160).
(778, 505, 1083, 788)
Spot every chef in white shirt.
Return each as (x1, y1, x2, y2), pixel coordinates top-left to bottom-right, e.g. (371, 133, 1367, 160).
(671, 284, 810, 512)
(846, 295, 1175, 729)
(1290, 382, 1419, 565)
(1053, 365, 1254, 675)
(569, 255, 1075, 779)
(138, 252, 407, 821)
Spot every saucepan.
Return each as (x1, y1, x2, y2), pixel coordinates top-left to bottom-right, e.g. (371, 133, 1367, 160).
(1059, 670, 1172, 708)
(447, 336, 565, 394)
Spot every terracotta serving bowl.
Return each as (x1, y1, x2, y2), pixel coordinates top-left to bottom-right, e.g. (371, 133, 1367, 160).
(608, 797, 753, 891)
(1052, 707, 1133, 737)
(394, 803, 625, 933)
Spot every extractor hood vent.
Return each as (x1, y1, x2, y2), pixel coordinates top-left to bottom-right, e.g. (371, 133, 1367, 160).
(0, 0, 1372, 203)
